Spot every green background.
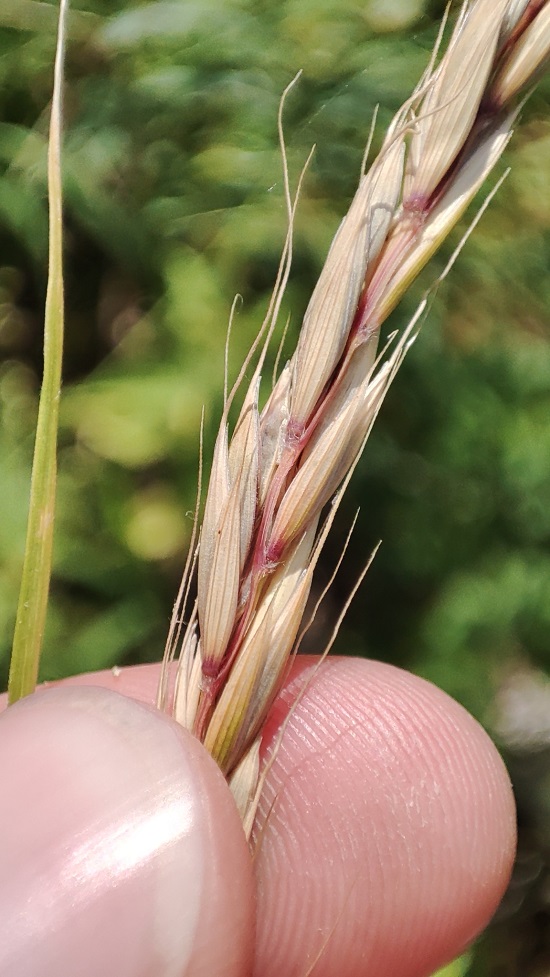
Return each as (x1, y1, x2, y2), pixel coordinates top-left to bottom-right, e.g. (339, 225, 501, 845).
(1, 1, 549, 973)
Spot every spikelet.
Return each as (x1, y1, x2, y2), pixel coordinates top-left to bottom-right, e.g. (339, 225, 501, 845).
(159, 0, 550, 838)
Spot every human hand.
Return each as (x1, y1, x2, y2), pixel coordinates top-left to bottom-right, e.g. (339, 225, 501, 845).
(0, 657, 515, 977)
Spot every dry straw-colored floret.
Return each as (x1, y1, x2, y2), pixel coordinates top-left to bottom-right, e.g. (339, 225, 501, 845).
(158, 0, 550, 836)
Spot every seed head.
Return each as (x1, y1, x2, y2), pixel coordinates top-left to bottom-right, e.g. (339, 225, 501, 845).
(160, 0, 550, 836)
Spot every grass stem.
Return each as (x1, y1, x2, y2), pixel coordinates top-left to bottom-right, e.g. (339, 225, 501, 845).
(8, 0, 68, 704)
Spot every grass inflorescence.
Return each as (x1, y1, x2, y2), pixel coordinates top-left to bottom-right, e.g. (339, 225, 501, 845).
(157, 0, 550, 835)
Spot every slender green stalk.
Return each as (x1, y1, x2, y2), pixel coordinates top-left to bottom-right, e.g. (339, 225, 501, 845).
(8, 0, 68, 704)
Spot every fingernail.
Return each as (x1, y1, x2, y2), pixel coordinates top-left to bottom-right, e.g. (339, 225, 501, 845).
(0, 686, 253, 977)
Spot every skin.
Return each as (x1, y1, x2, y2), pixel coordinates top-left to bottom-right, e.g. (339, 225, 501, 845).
(0, 657, 516, 977)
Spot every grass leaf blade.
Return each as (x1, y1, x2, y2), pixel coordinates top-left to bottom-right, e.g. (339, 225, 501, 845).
(8, 0, 68, 704)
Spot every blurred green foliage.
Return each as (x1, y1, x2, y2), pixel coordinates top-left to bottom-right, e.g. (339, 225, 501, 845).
(1, 2, 549, 973)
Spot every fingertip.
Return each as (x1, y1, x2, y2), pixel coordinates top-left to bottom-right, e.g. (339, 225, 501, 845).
(254, 658, 516, 977)
(0, 686, 254, 977)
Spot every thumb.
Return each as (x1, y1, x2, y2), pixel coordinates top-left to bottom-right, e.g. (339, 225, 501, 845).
(0, 686, 254, 977)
